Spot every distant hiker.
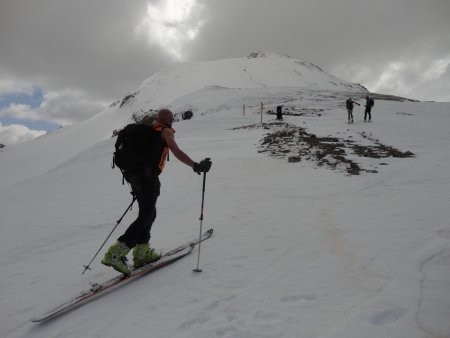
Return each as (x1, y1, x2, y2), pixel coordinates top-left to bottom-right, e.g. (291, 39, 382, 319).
(276, 105, 283, 120)
(364, 95, 375, 122)
(103, 109, 212, 274)
(345, 98, 360, 124)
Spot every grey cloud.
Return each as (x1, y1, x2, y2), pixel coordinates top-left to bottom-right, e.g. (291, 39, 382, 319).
(188, 0, 450, 64)
(186, 0, 450, 101)
(0, 0, 169, 101)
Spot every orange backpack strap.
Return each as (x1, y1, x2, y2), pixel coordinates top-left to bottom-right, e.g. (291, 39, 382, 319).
(152, 121, 175, 134)
(152, 122, 175, 172)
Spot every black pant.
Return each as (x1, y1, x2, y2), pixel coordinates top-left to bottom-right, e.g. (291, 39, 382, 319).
(364, 107, 372, 121)
(347, 108, 353, 121)
(118, 168, 160, 248)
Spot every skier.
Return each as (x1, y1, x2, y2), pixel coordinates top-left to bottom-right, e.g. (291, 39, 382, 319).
(276, 105, 283, 121)
(364, 95, 375, 122)
(345, 98, 360, 124)
(102, 108, 212, 274)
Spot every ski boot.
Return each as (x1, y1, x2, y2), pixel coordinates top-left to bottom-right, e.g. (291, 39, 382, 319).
(133, 243, 161, 269)
(101, 241, 131, 275)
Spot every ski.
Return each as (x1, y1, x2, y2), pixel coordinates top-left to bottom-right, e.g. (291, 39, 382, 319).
(31, 228, 213, 323)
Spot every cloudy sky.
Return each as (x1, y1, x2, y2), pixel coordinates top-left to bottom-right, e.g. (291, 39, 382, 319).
(1, 0, 449, 144)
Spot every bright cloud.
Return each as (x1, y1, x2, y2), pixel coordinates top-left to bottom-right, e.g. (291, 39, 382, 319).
(38, 89, 108, 125)
(0, 121, 46, 145)
(0, 70, 35, 96)
(368, 56, 450, 95)
(334, 51, 450, 102)
(135, 0, 206, 60)
(0, 89, 108, 126)
(1, 103, 36, 120)
(0, 86, 107, 145)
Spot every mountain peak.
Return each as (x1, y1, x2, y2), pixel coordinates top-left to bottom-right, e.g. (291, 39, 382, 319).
(246, 51, 287, 59)
(133, 52, 368, 109)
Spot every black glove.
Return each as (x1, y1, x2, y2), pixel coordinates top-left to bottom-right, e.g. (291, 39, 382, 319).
(193, 158, 212, 175)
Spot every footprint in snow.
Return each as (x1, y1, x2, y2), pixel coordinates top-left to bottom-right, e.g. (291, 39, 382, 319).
(177, 314, 210, 330)
(280, 293, 318, 303)
(436, 227, 450, 240)
(368, 307, 408, 326)
(253, 310, 281, 321)
(215, 325, 244, 337)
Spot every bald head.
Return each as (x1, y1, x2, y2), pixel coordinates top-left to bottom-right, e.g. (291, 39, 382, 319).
(157, 108, 174, 127)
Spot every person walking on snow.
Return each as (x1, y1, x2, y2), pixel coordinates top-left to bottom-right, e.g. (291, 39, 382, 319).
(364, 95, 375, 122)
(276, 105, 283, 120)
(102, 109, 212, 274)
(345, 98, 360, 124)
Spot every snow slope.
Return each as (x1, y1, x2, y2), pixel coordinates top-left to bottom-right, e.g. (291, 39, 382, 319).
(0, 52, 366, 190)
(1, 54, 450, 338)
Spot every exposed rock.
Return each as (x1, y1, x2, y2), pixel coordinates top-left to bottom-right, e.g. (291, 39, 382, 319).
(241, 122, 415, 175)
(182, 111, 193, 120)
(119, 91, 140, 108)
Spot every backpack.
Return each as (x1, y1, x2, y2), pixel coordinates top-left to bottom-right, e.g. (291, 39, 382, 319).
(346, 99, 352, 109)
(113, 123, 162, 174)
(369, 98, 375, 107)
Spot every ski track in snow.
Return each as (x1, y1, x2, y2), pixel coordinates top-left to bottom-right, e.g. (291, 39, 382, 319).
(416, 242, 450, 337)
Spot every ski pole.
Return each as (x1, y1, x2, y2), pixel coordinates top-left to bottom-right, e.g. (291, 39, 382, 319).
(193, 171, 207, 273)
(82, 195, 136, 274)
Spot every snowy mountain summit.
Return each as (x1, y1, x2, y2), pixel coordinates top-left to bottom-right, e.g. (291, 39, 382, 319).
(119, 51, 367, 111)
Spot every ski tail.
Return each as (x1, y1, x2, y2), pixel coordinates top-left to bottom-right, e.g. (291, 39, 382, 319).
(31, 228, 213, 323)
